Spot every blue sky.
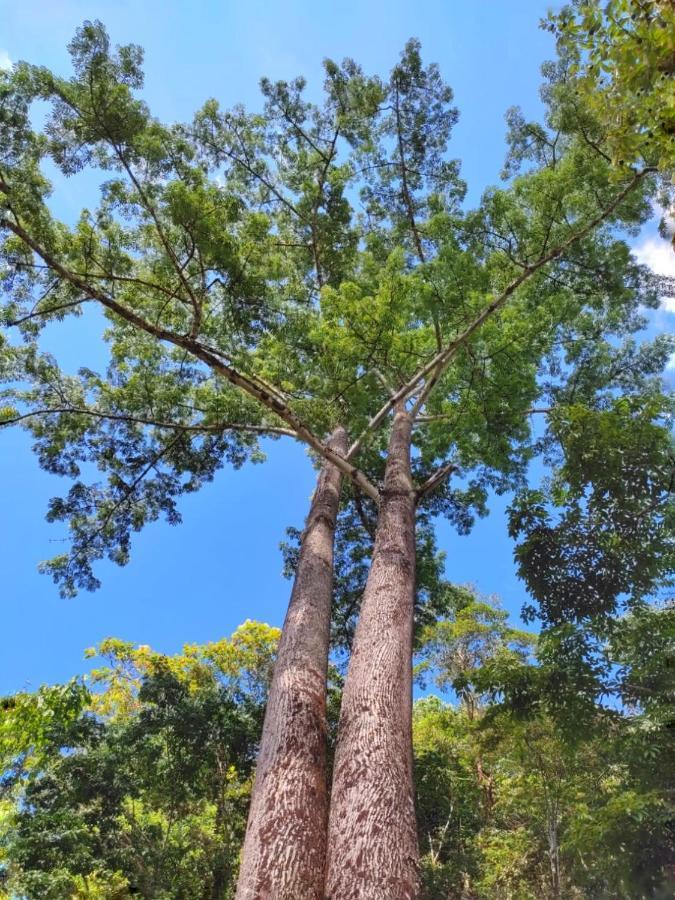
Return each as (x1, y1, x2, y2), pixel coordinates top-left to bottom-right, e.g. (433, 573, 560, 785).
(1, 1, 673, 694)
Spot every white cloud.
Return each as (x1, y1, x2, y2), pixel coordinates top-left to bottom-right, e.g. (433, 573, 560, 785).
(0, 50, 11, 71)
(632, 235, 675, 314)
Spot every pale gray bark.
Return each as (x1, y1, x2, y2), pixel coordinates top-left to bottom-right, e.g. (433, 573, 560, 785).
(326, 408, 419, 899)
(235, 427, 348, 900)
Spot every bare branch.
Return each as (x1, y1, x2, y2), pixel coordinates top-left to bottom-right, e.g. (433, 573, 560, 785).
(372, 368, 398, 398)
(415, 413, 453, 424)
(415, 461, 457, 502)
(353, 490, 376, 541)
(6, 297, 91, 327)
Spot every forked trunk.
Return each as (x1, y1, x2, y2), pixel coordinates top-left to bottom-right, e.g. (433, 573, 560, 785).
(326, 408, 419, 899)
(235, 427, 348, 900)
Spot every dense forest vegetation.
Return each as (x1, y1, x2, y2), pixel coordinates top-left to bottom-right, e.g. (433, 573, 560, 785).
(1, 1, 673, 897)
(1, 594, 673, 898)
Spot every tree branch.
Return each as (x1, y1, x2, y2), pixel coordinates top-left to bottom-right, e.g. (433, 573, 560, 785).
(372, 368, 398, 398)
(393, 84, 443, 353)
(1, 216, 380, 501)
(6, 297, 91, 327)
(1, 406, 297, 438)
(348, 167, 652, 457)
(415, 461, 457, 502)
(415, 413, 453, 423)
(353, 490, 376, 540)
(66, 433, 185, 568)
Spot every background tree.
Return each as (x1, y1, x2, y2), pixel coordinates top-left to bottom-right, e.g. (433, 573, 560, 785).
(4, 606, 671, 899)
(547, 1, 675, 179)
(0, 622, 278, 899)
(412, 598, 674, 900)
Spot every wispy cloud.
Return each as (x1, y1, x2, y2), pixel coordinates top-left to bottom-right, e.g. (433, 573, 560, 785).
(632, 235, 675, 314)
(0, 50, 12, 71)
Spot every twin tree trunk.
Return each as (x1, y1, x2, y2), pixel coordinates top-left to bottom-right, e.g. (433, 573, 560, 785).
(236, 412, 420, 900)
(326, 408, 419, 899)
(235, 427, 348, 900)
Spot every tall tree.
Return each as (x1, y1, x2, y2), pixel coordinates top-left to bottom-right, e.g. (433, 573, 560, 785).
(2, 24, 673, 897)
(0, 26, 381, 898)
(235, 428, 346, 900)
(321, 44, 669, 898)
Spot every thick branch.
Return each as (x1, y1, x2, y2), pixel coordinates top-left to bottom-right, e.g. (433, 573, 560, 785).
(348, 168, 652, 457)
(1, 216, 380, 502)
(415, 461, 457, 502)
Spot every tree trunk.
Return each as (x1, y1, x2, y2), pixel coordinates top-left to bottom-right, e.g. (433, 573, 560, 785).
(235, 427, 348, 900)
(326, 408, 419, 900)
(547, 817, 561, 900)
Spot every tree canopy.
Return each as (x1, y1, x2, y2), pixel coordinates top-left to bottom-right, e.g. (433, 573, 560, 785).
(1, 21, 671, 610)
(1, 14, 674, 898)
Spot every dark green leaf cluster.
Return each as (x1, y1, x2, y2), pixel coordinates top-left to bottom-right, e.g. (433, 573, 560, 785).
(510, 396, 674, 625)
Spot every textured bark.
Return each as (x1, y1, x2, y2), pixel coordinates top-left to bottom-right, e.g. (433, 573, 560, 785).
(235, 427, 348, 900)
(326, 408, 419, 899)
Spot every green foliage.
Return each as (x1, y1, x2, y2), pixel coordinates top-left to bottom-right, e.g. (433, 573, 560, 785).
(510, 395, 674, 626)
(548, 1, 675, 177)
(85, 619, 280, 715)
(1, 21, 670, 612)
(413, 599, 675, 899)
(0, 20, 673, 897)
(415, 588, 535, 714)
(0, 679, 91, 773)
(0, 622, 278, 899)
(2, 609, 672, 898)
